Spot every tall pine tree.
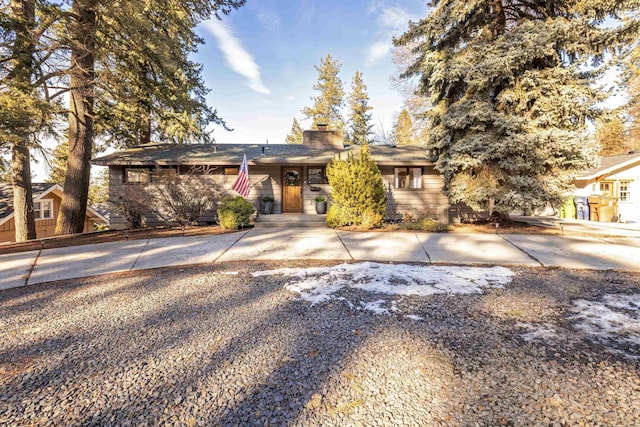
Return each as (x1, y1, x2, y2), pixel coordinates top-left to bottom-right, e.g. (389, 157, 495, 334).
(595, 116, 631, 156)
(47, 140, 68, 185)
(93, 0, 242, 148)
(392, 109, 415, 145)
(346, 71, 373, 145)
(302, 54, 345, 130)
(55, 0, 246, 235)
(2, 0, 43, 241)
(395, 0, 638, 219)
(285, 117, 303, 144)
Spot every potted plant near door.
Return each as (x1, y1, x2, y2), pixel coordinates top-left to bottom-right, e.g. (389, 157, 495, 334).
(315, 196, 327, 214)
(262, 196, 274, 214)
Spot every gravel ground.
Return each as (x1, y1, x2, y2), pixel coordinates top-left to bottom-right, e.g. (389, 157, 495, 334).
(1, 261, 639, 426)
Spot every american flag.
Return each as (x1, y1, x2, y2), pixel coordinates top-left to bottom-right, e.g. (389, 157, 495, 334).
(231, 153, 251, 198)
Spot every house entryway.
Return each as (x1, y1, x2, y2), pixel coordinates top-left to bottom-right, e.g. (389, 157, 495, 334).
(282, 167, 302, 213)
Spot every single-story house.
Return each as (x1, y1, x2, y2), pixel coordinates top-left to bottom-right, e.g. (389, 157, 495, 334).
(0, 183, 108, 243)
(92, 129, 472, 229)
(573, 151, 640, 223)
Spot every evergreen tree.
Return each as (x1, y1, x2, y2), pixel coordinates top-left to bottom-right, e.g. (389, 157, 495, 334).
(0, 157, 10, 183)
(55, 0, 98, 236)
(88, 168, 109, 205)
(629, 77, 640, 148)
(595, 116, 631, 156)
(1, 0, 43, 241)
(93, 0, 243, 148)
(624, 53, 640, 148)
(302, 54, 345, 130)
(393, 109, 415, 145)
(391, 44, 432, 145)
(346, 71, 373, 145)
(56, 0, 246, 235)
(47, 140, 68, 185)
(394, 0, 637, 219)
(325, 145, 386, 229)
(285, 117, 303, 144)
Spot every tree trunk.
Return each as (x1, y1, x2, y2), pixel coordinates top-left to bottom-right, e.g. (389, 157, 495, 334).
(55, 0, 96, 235)
(138, 63, 152, 145)
(12, 142, 36, 241)
(10, 0, 36, 242)
(493, 0, 506, 36)
(139, 110, 152, 145)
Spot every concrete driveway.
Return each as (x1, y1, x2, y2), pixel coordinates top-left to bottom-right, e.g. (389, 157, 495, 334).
(1, 227, 640, 290)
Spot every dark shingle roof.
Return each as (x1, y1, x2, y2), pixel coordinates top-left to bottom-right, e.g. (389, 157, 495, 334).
(0, 182, 57, 220)
(576, 151, 640, 179)
(92, 143, 435, 167)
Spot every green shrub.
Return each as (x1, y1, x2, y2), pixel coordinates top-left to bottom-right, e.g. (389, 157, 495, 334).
(325, 144, 386, 229)
(361, 209, 384, 230)
(217, 196, 255, 229)
(326, 204, 348, 228)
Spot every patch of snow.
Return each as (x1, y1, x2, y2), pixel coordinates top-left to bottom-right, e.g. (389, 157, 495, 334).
(571, 294, 640, 349)
(362, 299, 390, 315)
(405, 315, 424, 321)
(252, 262, 514, 306)
(517, 323, 560, 342)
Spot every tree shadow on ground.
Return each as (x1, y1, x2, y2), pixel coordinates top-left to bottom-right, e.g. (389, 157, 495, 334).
(2, 262, 639, 426)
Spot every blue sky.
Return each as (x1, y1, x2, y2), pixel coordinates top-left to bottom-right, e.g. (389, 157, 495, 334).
(194, 0, 430, 144)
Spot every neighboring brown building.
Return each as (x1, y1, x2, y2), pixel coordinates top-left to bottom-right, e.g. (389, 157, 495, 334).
(93, 130, 469, 229)
(0, 183, 108, 243)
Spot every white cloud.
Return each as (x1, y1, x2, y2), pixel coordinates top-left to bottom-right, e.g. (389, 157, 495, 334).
(285, 95, 296, 101)
(257, 9, 281, 31)
(367, 41, 391, 66)
(366, 5, 417, 65)
(378, 6, 414, 32)
(202, 20, 271, 95)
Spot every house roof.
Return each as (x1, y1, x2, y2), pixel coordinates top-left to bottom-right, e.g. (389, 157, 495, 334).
(0, 182, 56, 220)
(91, 143, 436, 167)
(0, 182, 108, 226)
(575, 151, 640, 181)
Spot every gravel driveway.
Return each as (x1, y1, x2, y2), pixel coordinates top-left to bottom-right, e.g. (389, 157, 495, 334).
(1, 261, 639, 426)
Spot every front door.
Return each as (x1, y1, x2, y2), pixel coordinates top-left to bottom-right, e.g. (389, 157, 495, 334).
(282, 167, 302, 213)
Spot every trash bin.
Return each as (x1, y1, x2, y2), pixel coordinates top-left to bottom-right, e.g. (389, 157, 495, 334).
(601, 196, 619, 222)
(574, 196, 589, 221)
(587, 195, 602, 222)
(560, 197, 576, 219)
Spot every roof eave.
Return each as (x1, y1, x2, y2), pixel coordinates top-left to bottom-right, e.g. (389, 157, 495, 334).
(575, 156, 640, 180)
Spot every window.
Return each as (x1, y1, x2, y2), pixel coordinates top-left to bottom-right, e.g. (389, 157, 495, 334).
(308, 167, 328, 184)
(125, 168, 150, 183)
(394, 167, 422, 189)
(34, 199, 53, 220)
(619, 181, 631, 202)
(224, 167, 239, 175)
(599, 181, 612, 196)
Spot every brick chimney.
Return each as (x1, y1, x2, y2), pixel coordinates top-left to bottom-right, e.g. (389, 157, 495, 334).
(302, 127, 344, 149)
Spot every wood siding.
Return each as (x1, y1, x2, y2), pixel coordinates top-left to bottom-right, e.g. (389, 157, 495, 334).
(0, 191, 99, 243)
(107, 163, 474, 228)
(379, 165, 450, 222)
